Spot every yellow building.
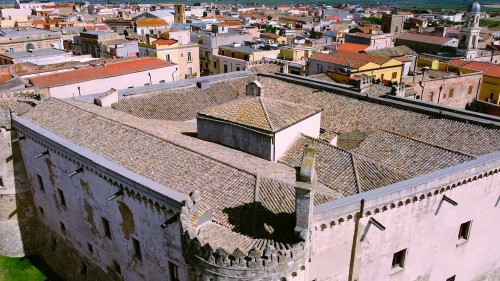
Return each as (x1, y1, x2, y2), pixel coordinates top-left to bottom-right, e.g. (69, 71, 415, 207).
(139, 36, 200, 79)
(280, 45, 319, 61)
(307, 51, 404, 85)
(261, 32, 287, 45)
(450, 60, 500, 105)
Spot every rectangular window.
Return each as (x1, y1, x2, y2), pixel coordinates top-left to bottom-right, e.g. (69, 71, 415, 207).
(132, 237, 142, 261)
(166, 53, 171, 62)
(60, 221, 66, 233)
(317, 64, 323, 73)
(188, 67, 192, 76)
(391, 249, 407, 269)
(58, 189, 66, 207)
(205, 51, 209, 58)
(0, 177, 3, 188)
(102, 217, 111, 239)
(458, 221, 472, 240)
(169, 262, 179, 281)
(392, 72, 397, 79)
(87, 243, 93, 254)
(187, 51, 192, 62)
(449, 88, 454, 98)
(113, 261, 121, 275)
(467, 85, 473, 95)
(428, 92, 434, 102)
(37, 174, 44, 192)
(80, 263, 88, 275)
(223, 64, 228, 73)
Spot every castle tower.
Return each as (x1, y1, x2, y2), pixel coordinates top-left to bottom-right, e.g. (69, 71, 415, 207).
(457, 0, 481, 59)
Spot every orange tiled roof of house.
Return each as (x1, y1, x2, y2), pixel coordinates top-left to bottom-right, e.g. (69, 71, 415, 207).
(136, 18, 168, 27)
(337, 42, 369, 52)
(217, 21, 242, 27)
(29, 58, 172, 88)
(484, 66, 500, 79)
(310, 51, 393, 68)
(261, 32, 280, 39)
(152, 39, 177, 46)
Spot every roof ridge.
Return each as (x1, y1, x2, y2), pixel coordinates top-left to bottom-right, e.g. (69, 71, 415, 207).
(378, 129, 477, 158)
(258, 97, 275, 132)
(300, 133, 352, 155)
(350, 152, 410, 180)
(350, 154, 362, 194)
(49, 98, 268, 179)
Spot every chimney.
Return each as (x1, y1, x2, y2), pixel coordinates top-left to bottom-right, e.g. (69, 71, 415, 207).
(246, 81, 264, 97)
(294, 146, 316, 240)
(94, 88, 118, 107)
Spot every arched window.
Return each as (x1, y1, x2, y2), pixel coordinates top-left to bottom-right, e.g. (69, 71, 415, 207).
(26, 43, 34, 51)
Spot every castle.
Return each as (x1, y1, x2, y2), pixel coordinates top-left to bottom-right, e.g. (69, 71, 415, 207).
(1, 72, 499, 280)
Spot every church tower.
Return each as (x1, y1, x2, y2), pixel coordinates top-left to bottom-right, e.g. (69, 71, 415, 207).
(457, 0, 481, 59)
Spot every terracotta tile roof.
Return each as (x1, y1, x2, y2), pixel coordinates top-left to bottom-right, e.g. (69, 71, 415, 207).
(0, 74, 12, 84)
(395, 56, 411, 62)
(198, 97, 322, 133)
(216, 21, 242, 27)
(261, 32, 280, 39)
(258, 76, 500, 156)
(20, 99, 296, 233)
(113, 76, 256, 121)
(280, 135, 408, 195)
(350, 130, 475, 177)
(397, 32, 454, 45)
(337, 42, 369, 52)
(364, 45, 417, 57)
(310, 51, 393, 68)
(0, 99, 34, 115)
(29, 58, 172, 88)
(450, 60, 498, 77)
(483, 66, 500, 79)
(152, 39, 177, 46)
(136, 18, 168, 27)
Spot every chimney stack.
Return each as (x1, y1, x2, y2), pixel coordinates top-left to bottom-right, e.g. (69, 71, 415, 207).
(294, 146, 317, 240)
(246, 81, 264, 97)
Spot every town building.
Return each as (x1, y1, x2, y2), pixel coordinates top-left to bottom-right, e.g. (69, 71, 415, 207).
(0, 48, 93, 65)
(134, 18, 170, 37)
(345, 32, 395, 50)
(139, 32, 200, 79)
(191, 25, 252, 76)
(401, 68, 483, 108)
(27, 57, 178, 98)
(364, 46, 419, 77)
(77, 31, 129, 58)
(381, 14, 404, 35)
(449, 59, 500, 105)
(0, 27, 62, 54)
(307, 51, 404, 85)
(395, 33, 458, 55)
(211, 43, 279, 74)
